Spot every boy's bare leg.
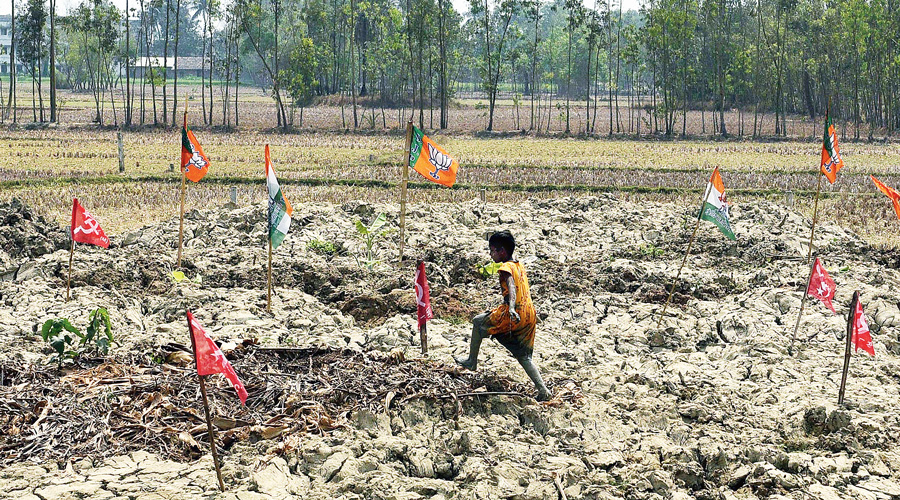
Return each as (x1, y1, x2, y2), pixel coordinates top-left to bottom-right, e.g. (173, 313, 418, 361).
(517, 355, 551, 401)
(456, 312, 489, 370)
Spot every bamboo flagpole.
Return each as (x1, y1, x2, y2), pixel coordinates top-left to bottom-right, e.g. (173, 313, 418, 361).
(805, 173, 824, 266)
(838, 291, 858, 406)
(399, 120, 413, 263)
(177, 101, 189, 268)
(186, 312, 226, 492)
(656, 182, 711, 329)
(788, 256, 817, 356)
(266, 238, 273, 312)
(789, 130, 826, 354)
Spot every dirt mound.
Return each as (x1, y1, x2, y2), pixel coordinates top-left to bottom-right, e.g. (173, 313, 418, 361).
(2, 196, 900, 499)
(0, 198, 68, 265)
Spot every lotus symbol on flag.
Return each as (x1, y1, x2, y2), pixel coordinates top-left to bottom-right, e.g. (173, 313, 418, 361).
(185, 150, 209, 173)
(427, 144, 453, 180)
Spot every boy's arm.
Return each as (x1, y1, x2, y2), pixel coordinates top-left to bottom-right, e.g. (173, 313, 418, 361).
(502, 272, 520, 323)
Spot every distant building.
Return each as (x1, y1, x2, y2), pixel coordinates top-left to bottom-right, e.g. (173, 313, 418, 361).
(0, 15, 24, 75)
(129, 56, 208, 79)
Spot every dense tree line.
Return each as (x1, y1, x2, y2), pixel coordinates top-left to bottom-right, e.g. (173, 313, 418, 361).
(3, 0, 900, 137)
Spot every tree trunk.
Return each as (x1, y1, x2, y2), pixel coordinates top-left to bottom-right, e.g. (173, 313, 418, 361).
(49, 0, 56, 122)
(439, 0, 447, 129)
(172, 0, 180, 126)
(125, 0, 131, 126)
(163, 0, 170, 125)
(6, 0, 15, 124)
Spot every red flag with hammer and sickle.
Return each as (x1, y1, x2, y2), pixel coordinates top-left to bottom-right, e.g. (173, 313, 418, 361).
(414, 261, 434, 329)
(188, 311, 248, 404)
(851, 296, 875, 357)
(71, 198, 110, 248)
(806, 257, 836, 314)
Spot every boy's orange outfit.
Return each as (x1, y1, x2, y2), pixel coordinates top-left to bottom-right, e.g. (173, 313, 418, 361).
(487, 261, 536, 357)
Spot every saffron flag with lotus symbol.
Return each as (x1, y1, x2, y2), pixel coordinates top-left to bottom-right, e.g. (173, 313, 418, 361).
(181, 115, 210, 182)
(820, 112, 844, 184)
(699, 167, 736, 240)
(409, 125, 458, 187)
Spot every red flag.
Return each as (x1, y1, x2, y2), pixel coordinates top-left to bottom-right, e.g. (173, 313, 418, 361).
(71, 198, 110, 248)
(806, 257, 836, 314)
(414, 261, 434, 329)
(187, 311, 248, 404)
(871, 175, 900, 220)
(851, 297, 875, 357)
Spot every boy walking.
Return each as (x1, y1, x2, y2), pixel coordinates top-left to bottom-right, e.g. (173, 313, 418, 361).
(456, 230, 551, 401)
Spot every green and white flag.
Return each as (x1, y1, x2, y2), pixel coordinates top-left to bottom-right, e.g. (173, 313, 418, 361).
(699, 167, 736, 240)
(265, 144, 293, 250)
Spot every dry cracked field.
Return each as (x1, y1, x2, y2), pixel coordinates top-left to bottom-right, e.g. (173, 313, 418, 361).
(1, 186, 900, 499)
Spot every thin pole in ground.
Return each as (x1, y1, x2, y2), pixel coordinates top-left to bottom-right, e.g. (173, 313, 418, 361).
(187, 311, 226, 492)
(656, 182, 711, 329)
(399, 119, 412, 263)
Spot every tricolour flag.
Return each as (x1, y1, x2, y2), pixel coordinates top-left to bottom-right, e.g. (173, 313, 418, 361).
(699, 167, 736, 240)
(807, 257, 836, 314)
(409, 125, 458, 188)
(850, 294, 874, 357)
(181, 114, 210, 182)
(265, 145, 293, 250)
(821, 112, 844, 184)
(414, 261, 434, 329)
(71, 198, 109, 248)
(871, 175, 900, 220)
(188, 310, 248, 404)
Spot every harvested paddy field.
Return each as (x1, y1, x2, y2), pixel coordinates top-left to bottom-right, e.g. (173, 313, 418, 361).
(2, 128, 900, 244)
(1, 191, 900, 499)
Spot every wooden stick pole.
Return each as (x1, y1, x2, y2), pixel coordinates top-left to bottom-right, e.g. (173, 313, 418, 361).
(420, 323, 427, 356)
(178, 102, 188, 267)
(266, 237, 273, 313)
(838, 291, 857, 406)
(177, 169, 187, 267)
(788, 258, 816, 356)
(656, 182, 710, 329)
(187, 312, 226, 492)
(399, 120, 412, 263)
(805, 173, 824, 266)
(66, 239, 74, 302)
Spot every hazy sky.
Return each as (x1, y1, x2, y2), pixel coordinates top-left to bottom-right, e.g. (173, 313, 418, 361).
(0, 0, 644, 21)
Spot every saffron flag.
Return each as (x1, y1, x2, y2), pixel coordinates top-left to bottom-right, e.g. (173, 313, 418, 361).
(187, 311, 248, 404)
(850, 295, 875, 357)
(807, 257, 836, 314)
(699, 167, 736, 240)
(414, 261, 434, 329)
(265, 145, 293, 250)
(181, 115, 210, 182)
(409, 125, 459, 187)
(871, 176, 900, 220)
(821, 112, 844, 184)
(71, 198, 110, 248)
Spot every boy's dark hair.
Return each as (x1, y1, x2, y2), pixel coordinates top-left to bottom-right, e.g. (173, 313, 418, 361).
(489, 230, 516, 256)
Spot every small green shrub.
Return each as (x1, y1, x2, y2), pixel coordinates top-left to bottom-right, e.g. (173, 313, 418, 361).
(355, 213, 392, 270)
(39, 308, 114, 369)
(307, 239, 339, 256)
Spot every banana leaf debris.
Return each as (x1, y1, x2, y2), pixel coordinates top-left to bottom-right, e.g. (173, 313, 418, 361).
(0, 346, 582, 465)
